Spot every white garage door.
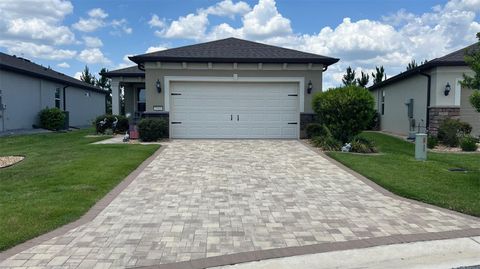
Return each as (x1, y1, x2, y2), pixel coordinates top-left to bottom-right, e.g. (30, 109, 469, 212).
(170, 81, 299, 138)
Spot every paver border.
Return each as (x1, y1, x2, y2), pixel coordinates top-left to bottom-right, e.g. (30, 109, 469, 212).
(136, 140, 480, 269)
(0, 145, 167, 262)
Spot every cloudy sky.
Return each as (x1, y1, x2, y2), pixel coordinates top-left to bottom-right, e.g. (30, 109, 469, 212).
(1, 0, 479, 88)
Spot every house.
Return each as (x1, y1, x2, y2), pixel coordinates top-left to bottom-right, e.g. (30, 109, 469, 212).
(369, 44, 480, 137)
(103, 37, 339, 139)
(0, 53, 107, 132)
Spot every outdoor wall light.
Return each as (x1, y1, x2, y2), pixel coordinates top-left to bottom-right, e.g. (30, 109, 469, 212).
(307, 80, 313, 94)
(444, 82, 451, 96)
(156, 79, 162, 93)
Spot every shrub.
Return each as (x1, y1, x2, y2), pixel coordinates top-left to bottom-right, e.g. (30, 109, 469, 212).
(350, 135, 378, 153)
(437, 119, 472, 147)
(312, 85, 375, 143)
(367, 112, 380, 130)
(138, 118, 168, 142)
(427, 135, 439, 149)
(460, 135, 478, 151)
(306, 123, 330, 138)
(95, 114, 129, 134)
(39, 107, 65, 131)
(310, 125, 341, 151)
(469, 90, 480, 113)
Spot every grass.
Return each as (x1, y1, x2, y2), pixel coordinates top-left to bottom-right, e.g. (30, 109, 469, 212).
(0, 129, 159, 251)
(327, 132, 480, 217)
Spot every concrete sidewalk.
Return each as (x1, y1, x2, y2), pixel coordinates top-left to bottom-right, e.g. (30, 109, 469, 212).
(213, 236, 480, 269)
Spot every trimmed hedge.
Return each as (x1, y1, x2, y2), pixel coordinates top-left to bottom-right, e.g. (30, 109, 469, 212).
(95, 114, 129, 134)
(138, 118, 168, 142)
(312, 85, 375, 143)
(460, 136, 478, 151)
(39, 107, 65, 131)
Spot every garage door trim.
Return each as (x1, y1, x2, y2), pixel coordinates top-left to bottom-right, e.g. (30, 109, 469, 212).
(164, 76, 305, 139)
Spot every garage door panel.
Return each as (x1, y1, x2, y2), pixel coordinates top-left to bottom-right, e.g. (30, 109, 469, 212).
(170, 81, 299, 138)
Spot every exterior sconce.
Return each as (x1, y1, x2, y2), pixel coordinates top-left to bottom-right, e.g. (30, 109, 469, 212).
(156, 79, 162, 93)
(307, 80, 313, 94)
(444, 82, 451, 96)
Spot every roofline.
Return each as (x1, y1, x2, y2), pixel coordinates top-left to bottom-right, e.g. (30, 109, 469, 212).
(368, 60, 468, 90)
(128, 56, 340, 66)
(1, 63, 107, 94)
(100, 71, 145, 78)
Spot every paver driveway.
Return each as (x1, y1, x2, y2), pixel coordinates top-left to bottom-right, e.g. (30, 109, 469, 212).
(1, 140, 479, 268)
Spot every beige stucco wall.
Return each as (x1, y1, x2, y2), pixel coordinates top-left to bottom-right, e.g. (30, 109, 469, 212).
(144, 62, 323, 113)
(371, 73, 429, 135)
(430, 66, 473, 107)
(460, 86, 480, 136)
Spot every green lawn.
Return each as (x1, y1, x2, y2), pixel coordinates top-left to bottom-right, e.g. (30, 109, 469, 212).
(0, 129, 159, 251)
(327, 132, 480, 217)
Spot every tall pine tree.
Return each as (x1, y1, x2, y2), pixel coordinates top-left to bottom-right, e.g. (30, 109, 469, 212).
(372, 66, 386, 85)
(342, 66, 357, 86)
(79, 65, 96, 85)
(460, 32, 480, 112)
(97, 68, 112, 114)
(356, 71, 369, 87)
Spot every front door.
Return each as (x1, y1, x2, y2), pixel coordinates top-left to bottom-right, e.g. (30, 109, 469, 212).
(137, 88, 146, 115)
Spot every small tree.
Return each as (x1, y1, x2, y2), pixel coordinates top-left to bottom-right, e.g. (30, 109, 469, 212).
(342, 66, 357, 86)
(356, 71, 370, 87)
(312, 85, 375, 143)
(460, 32, 480, 113)
(372, 66, 387, 85)
(406, 59, 417, 70)
(97, 68, 112, 114)
(80, 65, 96, 85)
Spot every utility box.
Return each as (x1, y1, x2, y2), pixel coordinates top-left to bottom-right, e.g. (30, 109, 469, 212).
(415, 133, 427, 160)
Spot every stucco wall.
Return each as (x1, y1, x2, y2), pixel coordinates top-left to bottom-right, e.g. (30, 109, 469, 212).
(371, 74, 429, 135)
(430, 66, 473, 107)
(460, 86, 480, 136)
(0, 69, 105, 131)
(65, 87, 105, 127)
(144, 64, 323, 114)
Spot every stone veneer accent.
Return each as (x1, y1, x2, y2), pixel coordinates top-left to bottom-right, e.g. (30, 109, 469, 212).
(300, 113, 318, 139)
(428, 107, 460, 135)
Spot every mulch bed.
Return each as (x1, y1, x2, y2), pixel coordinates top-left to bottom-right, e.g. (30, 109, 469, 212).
(0, 156, 25, 169)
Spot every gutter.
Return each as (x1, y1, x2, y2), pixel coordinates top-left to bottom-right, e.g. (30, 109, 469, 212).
(419, 72, 431, 131)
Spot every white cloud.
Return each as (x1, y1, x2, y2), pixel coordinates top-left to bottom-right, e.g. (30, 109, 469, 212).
(146, 46, 168, 53)
(57, 62, 70, 68)
(72, 8, 108, 32)
(162, 13, 209, 39)
(240, 0, 292, 39)
(88, 8, 108, 19)
(0, 40, 77, 60)
(74, 71, 82, 80)
(203, 0, 251, 18)
(0, 0, 75, 46)
(77, 48, 111, 65)
(111, 19, 133, 35)
(149, 15, 166, 28)
(115, 54, 136, 69)
(83, 36, 103, 47)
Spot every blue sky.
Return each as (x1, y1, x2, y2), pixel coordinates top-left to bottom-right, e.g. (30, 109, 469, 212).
(1, 0, 479, 88)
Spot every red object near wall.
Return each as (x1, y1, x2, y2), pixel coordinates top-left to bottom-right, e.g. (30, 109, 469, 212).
(129, 125, 139, 139)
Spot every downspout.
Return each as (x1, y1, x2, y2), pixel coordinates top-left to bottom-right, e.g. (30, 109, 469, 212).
(419, 72, 431, 131)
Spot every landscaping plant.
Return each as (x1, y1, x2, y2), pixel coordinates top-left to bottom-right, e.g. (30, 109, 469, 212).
(460, 135, 479, 151)
(437, 118, 472, 147)
(427, 135, 439, 149)
(39, 107, 66, 131)
(350, 135, 377, 153)
(94, 114, 129, 134)
(138, 118, 168, 142)
(305, 123, 329, 138)
(312, 85, 375, 143)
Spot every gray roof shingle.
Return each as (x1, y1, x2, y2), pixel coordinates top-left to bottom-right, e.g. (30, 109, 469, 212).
(101, 65, 144, 78)
(0, 52, 106, 94)
(369, 43, 477, 90)
(129, 37, 339, 65)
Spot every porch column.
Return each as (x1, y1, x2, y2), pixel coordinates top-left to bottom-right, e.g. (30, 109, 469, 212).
(111, 79, 121, 115)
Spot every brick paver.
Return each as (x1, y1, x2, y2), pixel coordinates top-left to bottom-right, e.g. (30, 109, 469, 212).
(1, 140, 479, 268)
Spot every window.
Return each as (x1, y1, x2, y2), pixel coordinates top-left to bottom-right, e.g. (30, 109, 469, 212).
(55, 88, 61, 109)
(381, 90, 385, 115)
(137, 88, 146, 112)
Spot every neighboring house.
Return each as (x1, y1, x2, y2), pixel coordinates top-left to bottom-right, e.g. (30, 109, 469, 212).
(369, 44, 480, 137)
(0, 53, 107, 132)
(103, 37, 339, 139)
